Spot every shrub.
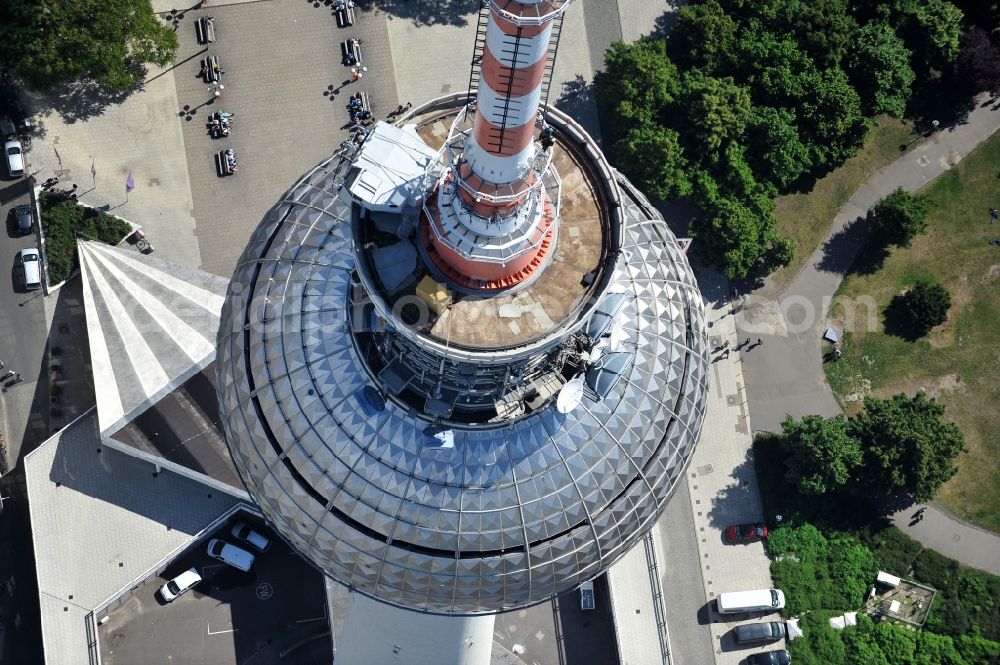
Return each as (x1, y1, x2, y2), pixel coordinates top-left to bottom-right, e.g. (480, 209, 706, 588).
(914, 549, 1000, 641)
(859, 525, 923, 576)
(901, 279, 951, 334)
(768, 525, 876, 615)
(40, 192, 131, 284)
(872, 187, 932, 248)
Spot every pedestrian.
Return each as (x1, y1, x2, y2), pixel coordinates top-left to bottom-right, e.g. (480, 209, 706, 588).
(756, 338, 763, 347)
(744, 339, 750, 348)
(991, 208, 999, 222)
(722, 340, 730, 350)
(732, 287, 739, 303)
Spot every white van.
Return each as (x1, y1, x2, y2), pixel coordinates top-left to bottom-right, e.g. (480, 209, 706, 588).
(716, 588, 785, 614)
(19, 247, 41, 290)
(206, 539, 255, 572)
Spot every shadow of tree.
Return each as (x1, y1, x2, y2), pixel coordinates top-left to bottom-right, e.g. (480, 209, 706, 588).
(376, 0, 482, 28)
(905, 75, 979, 134)
(815, 214, 873, 275)
(882, 294, 924, 342)
(549, 74, 602, 142)
(29, 79, 137, 124)
(706, 449, 765, 530)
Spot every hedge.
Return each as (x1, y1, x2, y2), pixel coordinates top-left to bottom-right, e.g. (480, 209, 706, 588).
(39, 192, 131, 284)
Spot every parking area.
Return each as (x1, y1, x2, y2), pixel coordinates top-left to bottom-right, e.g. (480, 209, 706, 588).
(101, 515, 331, 665)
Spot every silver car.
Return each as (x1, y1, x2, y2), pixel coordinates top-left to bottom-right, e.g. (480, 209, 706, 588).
(4, 138, 23, 177)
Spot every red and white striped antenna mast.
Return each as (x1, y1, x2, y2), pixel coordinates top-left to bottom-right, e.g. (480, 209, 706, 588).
(422, 0, 573, 292)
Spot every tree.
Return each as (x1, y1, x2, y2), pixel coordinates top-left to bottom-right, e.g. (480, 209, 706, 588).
(901, 279, 951, 334)
(915, 631, 968, 665)
(797, 67, 870, 166)
(872, 0, 965, 71)
(0, 0, 178, 90)
(596, 38, 678, 139)
(779, 0, 858, 68)
(955, 28, 1000, 95)
(690, 195, 783, 278)
(675, 72, 752, 155)
(746, 106, 813, 189)
(850, 393, 965, 502)
(669, 0, 738, 72)
(782, 414, 862, 495)
(614, 124, 693, 200)
(872, 187, 932, 247)
(849, 23, 916, 117)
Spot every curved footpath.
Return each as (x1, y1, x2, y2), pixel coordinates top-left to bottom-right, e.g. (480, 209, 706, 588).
(737, 95, 1000, 575)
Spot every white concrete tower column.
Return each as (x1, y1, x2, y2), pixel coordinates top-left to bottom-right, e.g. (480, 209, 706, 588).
(335, 593, 496, 665)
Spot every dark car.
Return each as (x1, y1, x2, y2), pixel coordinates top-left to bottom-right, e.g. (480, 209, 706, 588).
(726, 523, 768, 543)
(12, 205, 33, 235)
(747, 649, 791, 665)
(735, 621, 785, 644)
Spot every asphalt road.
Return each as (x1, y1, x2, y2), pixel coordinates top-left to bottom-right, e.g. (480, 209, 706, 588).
(0, 172, 50, 470)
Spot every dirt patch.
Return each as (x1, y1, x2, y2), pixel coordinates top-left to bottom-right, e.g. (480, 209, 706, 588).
(982, 264, 1000, 284)
(875, 373, 966, 401)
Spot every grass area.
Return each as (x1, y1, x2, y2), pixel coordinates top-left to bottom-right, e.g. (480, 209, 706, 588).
(40, 192, 132, 284)
(767, 117, 916, 292)
(825, 133, 1000, 533)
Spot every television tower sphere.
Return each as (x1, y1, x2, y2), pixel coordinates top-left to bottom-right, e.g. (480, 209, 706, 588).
(216, 0, 709, 617)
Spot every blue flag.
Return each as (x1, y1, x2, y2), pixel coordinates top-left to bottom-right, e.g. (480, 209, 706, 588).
(125, 171, 135, 193)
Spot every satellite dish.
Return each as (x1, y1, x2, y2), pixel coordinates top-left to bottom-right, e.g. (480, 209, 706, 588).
(556, 376, 586, 414)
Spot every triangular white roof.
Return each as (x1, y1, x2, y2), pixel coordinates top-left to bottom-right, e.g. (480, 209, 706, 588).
(77, 241, 229, 437)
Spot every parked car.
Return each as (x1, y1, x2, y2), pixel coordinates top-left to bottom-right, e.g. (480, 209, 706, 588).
(230, 521, 271, 552)
(12, 204, 33, 235)
(717, 588, 785, 614)
(159, 567, 202, 602)
(4, 138, 23, 177)
(0, 116, 15, 139)
(19, 247, 41, 290)
(579, 580, 595, 610)
(746, 649, 791, 665)
(735, 621, 786, 644)
(725, 523, 768, 544)
(206, 538, 255, 572)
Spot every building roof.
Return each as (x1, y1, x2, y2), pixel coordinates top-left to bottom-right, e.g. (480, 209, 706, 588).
(346, 121, 438, 211)
(24, 410, 238, 665)
(77, 240, 228, 437)
(215, 105, 710, 615)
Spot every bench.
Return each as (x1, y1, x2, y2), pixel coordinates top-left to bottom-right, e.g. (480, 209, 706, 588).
(195, 16, 216, 44)
(360, 91, 371, 114)
(335, 6, 355, 28)
(202, 55, 222, 83)
(215, 149, 237, 177)
(340, 39, 361, 66)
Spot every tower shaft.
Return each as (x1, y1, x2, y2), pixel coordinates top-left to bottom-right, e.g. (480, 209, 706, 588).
(424, 0, 571, 291)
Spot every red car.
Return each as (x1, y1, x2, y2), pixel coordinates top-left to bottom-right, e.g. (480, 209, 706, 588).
(725, 523, 768, 543)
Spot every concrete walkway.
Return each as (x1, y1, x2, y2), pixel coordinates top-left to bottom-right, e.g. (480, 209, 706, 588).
(739, 95, 1000, 574)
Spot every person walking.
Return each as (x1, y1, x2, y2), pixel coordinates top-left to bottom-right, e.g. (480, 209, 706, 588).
(756, 337, 763, 347)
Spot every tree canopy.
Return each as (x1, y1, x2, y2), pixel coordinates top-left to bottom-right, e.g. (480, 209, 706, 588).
(872, 187, 932, 247)
(849, 23, 916, 117)
(900, 279, 951, 334)
(778, 393, 964, 503)
(595, 0, 966, 278)
(0, 0, 178, 90)
(851, 393, 965, 502)
(955, 28, 1000, 95)
(782, 414, 862, 495)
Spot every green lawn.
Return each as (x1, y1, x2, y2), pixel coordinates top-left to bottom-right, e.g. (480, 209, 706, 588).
(768, 117, 916, 292)
(826, 133, 1000, 533)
